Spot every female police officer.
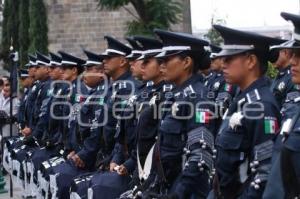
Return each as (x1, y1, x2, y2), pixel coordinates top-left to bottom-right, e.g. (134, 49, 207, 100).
(138, 29, 217, 199)
(208, 25, 282, 199)
(271, 12, 300, 198)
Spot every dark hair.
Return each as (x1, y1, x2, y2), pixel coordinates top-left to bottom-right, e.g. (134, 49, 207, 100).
(252, 50, 269, 75)
(178, 50, 211, 73)
(62, 65, 84, 75)
(0, 79, 3, 87)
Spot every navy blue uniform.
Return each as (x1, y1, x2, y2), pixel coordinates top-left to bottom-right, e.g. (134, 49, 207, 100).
(18, 88, 30, 130)
(50, 72, 135, 199)
(263, 87, 300, 199)
(263, 84, 300, 198)
(270, 66, 295, 109)
(138, 75, 216, 199)
(213, 77, 281, 199)
(24, 81, 40, 131)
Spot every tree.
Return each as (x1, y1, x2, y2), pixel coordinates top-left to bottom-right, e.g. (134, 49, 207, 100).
(266, 62, 278, 79)
(18, 0, 30, 67)
(1, 0, 48, 68)
(204, 18, 225, 46)
(98, 0, 182, 36)
(1, 0, 19, 68)
(28, 0, 48, 54)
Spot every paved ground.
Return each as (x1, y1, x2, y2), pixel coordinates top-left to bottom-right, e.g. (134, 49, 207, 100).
(0, 175, 22, 199)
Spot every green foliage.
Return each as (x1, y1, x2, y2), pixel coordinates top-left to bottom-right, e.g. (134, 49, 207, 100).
(204, 18, 226, 46)
(99, 0, 182, 36)
(28, 0, 48, 54)
(1, 0, 19, 68)
(266, 62, 278, 79)
(1, 0, 48, 68)
(18, 0, 30, 67)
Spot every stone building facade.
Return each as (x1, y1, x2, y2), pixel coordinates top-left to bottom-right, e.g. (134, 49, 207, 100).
(45, 0, 191, 57)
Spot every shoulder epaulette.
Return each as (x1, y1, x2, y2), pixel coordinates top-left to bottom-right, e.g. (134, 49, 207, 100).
(245, 89, 261, 104)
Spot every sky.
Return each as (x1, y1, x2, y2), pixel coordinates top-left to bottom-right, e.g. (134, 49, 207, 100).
(191, 0, 300, 31)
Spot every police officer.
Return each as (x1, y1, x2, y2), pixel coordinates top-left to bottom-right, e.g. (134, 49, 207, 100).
(270, 40, 296, 109)
(88, 36, 166, 199)
(208, 25, 282, 199)
(73, 36, 138, 199)
(126, 36, 145, 82)
(50, 36, 134, 199)
(9, 54, 38, 191)
(204, 45, 226, 100)
(45, 51, 98, 198)
(2, 69, 32, 174)
(263, 30, 299, 199)
(136, 29, 216, 199)
(271, 12, 300, 198)
(18, 69, 34, 131)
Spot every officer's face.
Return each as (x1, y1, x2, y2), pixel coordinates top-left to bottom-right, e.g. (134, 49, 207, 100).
(141, 58, 161, 83)
(103, 56, 124, 76)
(20, 77, 33, 88)
(35, 66, 49, 80)
(62, 67, 77, 81)
(222, 53, 249, 86)
(83, 65, 105, 87)
(2, 79, 10, 98)
(49, 66, 63, 80)
(28, 67, 36, 80)
(130, 60, 144, 80)
(210, 58, 223, 71)
(290, 49, 300, 84)
(160, 55, 192, 86)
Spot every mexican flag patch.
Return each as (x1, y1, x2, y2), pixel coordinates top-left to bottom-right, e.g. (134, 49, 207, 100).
(264, 117, 279, 134)
(75, 94, 84, 103)
(224, 84, 232, 92)
(195, 110, 210, 124)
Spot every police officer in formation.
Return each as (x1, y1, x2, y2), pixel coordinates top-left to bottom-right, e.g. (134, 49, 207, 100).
(4, 11, 300, 199)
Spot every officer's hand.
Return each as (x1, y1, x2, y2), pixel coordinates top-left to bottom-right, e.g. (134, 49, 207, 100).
(67, 151, 75, 159)
(109, 162, 119, 172)
(117, 165, 128, 176)
(71, 154, 85, 168)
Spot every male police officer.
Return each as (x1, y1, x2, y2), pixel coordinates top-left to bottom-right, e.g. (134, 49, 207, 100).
(208, 25, 282, 199)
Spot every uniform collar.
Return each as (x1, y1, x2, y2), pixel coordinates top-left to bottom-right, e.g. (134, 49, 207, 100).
(278, 65, 291, 76)
(152, 80, 166, 91)
(175, 75, 199, 92)
(238, 76, 269, 98)
(115, 71, 132, 81)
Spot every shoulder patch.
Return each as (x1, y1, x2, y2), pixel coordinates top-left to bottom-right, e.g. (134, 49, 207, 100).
(223, 83, 233, 92)
(195, 108, 210, 124)
(264, 116, 279, 134)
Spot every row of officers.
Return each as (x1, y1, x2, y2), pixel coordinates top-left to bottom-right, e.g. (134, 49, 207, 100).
(3, 11, 300, 199)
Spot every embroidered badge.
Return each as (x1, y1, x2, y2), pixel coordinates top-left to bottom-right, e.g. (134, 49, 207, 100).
(278, 82, 285, 92)
(229, 112, 243, 130)
(195, 109, 210, 124)
(264, 117, 279, 134)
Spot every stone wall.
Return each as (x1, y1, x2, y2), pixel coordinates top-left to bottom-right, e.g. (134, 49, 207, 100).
(45, 0, 191, 58)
